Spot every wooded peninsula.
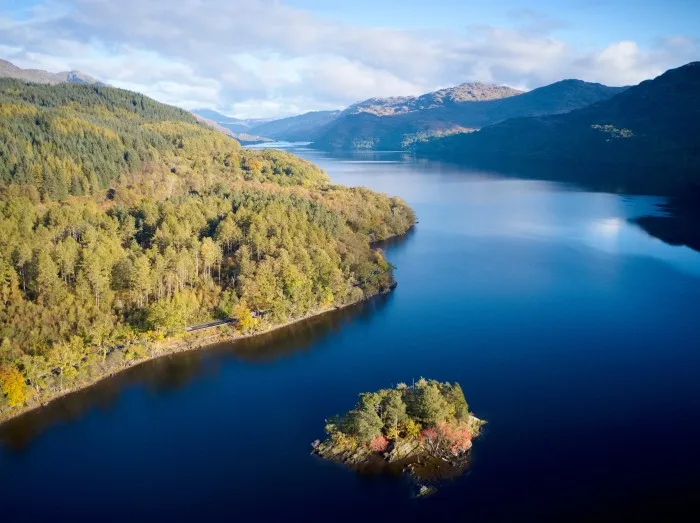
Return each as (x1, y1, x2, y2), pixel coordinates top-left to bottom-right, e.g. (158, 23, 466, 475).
(0, 79, 415, 422)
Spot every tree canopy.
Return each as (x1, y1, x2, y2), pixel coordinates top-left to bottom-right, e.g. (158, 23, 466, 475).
(324, 379, 476, 454)
(0, 79, 415, 417)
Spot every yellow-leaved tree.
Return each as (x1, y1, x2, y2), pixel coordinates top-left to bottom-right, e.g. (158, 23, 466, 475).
(233, 301, 259, 334)
(0, 365, 29, 407)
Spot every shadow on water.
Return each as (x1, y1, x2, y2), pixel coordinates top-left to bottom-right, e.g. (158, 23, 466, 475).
(631, 192, 700, 253)
(372, 225, 417, 251)
(211, 292, 395, 363)
(412, 152, 700, 256)
(0, 286, 397, 452)
(414, 150, 698, 196)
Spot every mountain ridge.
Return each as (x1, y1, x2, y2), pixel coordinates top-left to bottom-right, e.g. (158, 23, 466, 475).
(344, 82, 524, 116)
(191, 108, 272, 134)
(246, 110, 341, 142)
(191, 111, 272, 144)
(0, 58, 104, 85)
(312, 79, 626, 151)
(416, 62, 700, 195)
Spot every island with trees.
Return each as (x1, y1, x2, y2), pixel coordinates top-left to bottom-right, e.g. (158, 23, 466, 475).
(0, 79, 415, 422)
(313, 379, 485, 492)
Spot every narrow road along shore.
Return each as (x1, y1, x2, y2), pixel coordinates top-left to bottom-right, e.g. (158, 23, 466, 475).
(186, 318, 237, 332)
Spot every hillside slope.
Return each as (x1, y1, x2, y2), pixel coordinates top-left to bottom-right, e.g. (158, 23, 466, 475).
(0, 58, 104, 85)
(192, 109, 270, 133)
(247, 110, 341, 141)
(313, 80, 625, 151)
(417, 62, 700, 194)
(0, 80, 414, 417)
(345, 82, 523, 116)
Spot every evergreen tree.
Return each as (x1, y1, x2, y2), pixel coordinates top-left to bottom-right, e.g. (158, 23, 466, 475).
(0, 78, 415, 417)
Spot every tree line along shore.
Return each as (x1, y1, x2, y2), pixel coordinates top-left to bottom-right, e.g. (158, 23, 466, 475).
(0, 79, 415, 420)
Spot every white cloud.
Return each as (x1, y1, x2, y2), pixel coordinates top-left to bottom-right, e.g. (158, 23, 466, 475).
(584, 41, 656, 85)
(573, 37, 700, 86)
(302, 57, 425, 102)
(1, 0, 697, 117)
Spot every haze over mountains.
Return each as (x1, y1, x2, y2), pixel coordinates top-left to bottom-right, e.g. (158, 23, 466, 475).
(190, 109, 273, 144)
(190, 108, 271, 134)
(246, 110, 341, 142)
(194, 83, 526, 145)
(192, 79, 625, 151)
(191, 108, 340, 143)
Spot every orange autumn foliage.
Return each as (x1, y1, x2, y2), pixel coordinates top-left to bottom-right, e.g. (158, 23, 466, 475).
(437, 421, 473, 453)
(421, 422, 472, 456)
(369, 435, 389, 452)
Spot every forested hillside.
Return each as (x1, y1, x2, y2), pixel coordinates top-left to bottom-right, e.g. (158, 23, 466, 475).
(0, 79, 415, 416)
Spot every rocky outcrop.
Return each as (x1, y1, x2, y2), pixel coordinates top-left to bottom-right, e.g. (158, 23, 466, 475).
(345, 83, 523, 117)
(312, 415, 486, 482)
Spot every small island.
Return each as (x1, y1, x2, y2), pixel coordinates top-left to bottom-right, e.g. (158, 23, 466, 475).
(312, 379, 485, 492)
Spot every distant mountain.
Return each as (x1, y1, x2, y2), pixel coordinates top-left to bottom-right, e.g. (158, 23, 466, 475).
(312, 80, 625, 151)
(346, 82, 523, 116)
(191, 108, 242, 124)
(193, 108, 341, 143)
(191, 113, 236, 136)
(191, 109, 272, 135)
(0, 60, 269, 144)
(247, 110, 341, 141)
(416, 62, 700, 195)
(0, 58, 104, 85)
(191, 112, 271, 144)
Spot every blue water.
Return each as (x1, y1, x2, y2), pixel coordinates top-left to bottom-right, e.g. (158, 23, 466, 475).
(2, 147, 700, 522)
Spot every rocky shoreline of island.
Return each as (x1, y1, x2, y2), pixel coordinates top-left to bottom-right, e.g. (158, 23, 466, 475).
(312, 379, 486, 495)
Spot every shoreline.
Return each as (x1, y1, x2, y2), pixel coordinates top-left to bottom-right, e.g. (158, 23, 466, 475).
(0, 282, 397, 428)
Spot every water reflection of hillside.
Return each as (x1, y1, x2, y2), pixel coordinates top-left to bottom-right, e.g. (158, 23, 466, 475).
(372, 225, 416, 250)
(217, 293, 393, 363)
(0, 294, 397, 451)
(632, 196, 700, 253)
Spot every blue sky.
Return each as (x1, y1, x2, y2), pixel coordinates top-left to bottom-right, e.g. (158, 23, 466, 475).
(1, 0, 698, 117)
(290, 0, 700, 45)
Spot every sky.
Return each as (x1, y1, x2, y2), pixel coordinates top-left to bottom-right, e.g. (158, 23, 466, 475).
(1, 0, 699, 118)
